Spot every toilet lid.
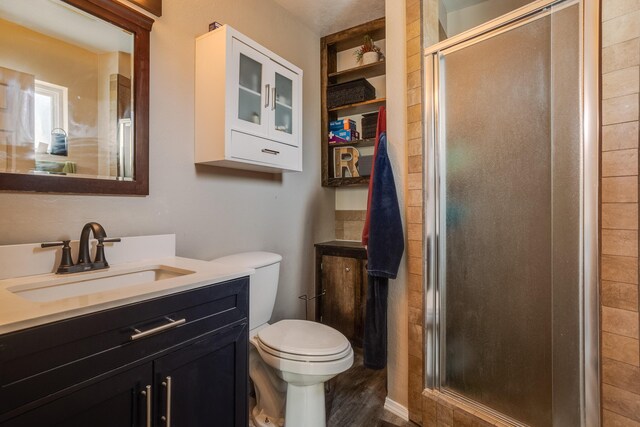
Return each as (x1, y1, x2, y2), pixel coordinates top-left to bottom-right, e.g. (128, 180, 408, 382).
(257, 319, 350, 357)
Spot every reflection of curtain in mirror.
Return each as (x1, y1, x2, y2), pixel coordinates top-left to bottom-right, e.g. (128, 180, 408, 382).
(0, 66, 35, 173)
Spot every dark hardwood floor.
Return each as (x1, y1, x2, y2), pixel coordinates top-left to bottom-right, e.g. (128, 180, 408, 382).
(327, 348, 417, 427)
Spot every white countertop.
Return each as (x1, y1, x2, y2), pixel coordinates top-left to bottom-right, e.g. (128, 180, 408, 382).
(0, 256, 254, 335)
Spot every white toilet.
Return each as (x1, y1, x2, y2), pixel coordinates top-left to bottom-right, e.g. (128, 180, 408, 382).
(212, 252, 354, 427)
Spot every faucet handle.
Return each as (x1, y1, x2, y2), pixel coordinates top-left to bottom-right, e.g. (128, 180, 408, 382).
(101, 238, 122, 244)
(41, 240, 71, 248)
(94, 237, 121, 266)
(41, 240, 75, 273)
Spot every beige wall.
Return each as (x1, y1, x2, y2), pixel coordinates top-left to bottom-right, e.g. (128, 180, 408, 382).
(386, 0, 410, 410)
(0, 0, 334, 323)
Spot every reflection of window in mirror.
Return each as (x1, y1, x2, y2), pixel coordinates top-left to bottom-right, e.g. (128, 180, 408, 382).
(34, 80, 68, 155)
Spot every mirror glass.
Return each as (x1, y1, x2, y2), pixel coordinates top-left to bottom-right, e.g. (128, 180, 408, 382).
(0, 0, 135, 180)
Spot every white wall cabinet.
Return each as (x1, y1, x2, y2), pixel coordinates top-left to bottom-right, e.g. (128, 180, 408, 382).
(195, 25, 303, 172)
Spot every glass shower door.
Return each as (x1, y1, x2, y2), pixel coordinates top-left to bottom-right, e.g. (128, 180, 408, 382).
(425, 2, 591, 426)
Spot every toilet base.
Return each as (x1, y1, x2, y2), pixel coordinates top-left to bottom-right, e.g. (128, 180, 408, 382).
(285, 383, 326, 427)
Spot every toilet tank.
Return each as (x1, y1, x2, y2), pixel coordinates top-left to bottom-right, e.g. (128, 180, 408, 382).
(211, 252, 282, 331)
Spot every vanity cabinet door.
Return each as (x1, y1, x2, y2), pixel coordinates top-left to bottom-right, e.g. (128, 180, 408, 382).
(153, 323, 248, 427)
(0, 364, 153, 427)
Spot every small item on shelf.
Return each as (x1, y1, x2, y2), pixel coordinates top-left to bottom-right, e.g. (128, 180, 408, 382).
(354, 35, 384, 65)
(330, 119, 357, 132)
(329, 129, 360, 144)
(334, 146, 360, 178)
(327, 78, 375, 109)
(332, 144, 373, 178)
(361, 112, 379, 139)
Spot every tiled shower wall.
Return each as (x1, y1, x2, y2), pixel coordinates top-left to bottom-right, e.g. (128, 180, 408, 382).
(406, 0, 425, 424)
(600, 0, 640, 425)
(414, 0, 640, 425)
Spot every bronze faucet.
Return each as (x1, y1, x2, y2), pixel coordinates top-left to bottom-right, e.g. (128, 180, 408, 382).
(41, 222, 121, 274)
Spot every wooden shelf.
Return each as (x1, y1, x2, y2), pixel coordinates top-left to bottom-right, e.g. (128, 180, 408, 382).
(328, 138, 376, 148)
(329, 61, 385, 82)
(326, 176, 370, 187)
(329, 98, 386, 113)
(321, 17, 385, 188)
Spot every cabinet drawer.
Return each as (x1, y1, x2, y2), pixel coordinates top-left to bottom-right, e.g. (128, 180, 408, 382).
(230, 130, 299, 170)
(0, 277, 249, 417)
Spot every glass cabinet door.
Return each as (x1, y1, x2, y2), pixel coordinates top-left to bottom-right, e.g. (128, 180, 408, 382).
(270, 64, 299, 147)
(232, 39, 269, 136)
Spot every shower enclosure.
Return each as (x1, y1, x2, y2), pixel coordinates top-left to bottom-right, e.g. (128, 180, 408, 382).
(423, 0, 599, 425)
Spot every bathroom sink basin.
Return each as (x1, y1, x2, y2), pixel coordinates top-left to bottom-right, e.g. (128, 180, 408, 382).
(8, 266, 195, 303)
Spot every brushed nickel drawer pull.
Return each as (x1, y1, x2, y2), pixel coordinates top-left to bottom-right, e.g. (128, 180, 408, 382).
(261, 148, 280, 155)
(141, 385, 151, 427)
(130, 317, 186, 341)
(161, 376, 172, 426)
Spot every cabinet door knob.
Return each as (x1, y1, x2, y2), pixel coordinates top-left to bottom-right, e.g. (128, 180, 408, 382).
(345, 267, 351, 272)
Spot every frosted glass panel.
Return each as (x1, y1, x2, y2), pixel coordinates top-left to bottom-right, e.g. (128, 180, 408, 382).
(238, 53, 262, 125)
(274, 73, 292, 134)
(439, 5, 580, 426)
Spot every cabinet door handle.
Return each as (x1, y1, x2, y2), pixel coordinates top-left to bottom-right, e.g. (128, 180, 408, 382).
(130, 317, 186, 341)
(141, 385, 151, 427)
(261, 148, 280, 155)
(264, 84, 270, 108)
(161, 376, 172, 426)
(272, 87, 277, 111)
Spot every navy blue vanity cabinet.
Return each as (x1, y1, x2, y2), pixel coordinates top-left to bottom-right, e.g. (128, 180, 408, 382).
(0, 364, 153, 427)
(0, 277, 249, 427)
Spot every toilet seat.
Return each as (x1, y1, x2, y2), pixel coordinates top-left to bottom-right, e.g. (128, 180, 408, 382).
(255, 320, 354, 377)
(257, 319, 350, 357)
(257, 338, 353, 362)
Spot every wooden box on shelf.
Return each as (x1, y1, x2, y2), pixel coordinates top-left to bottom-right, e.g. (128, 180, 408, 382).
(321, 17, 385, 187)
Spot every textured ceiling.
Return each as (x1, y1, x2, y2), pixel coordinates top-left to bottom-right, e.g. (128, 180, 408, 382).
(271, 0, 385, 36)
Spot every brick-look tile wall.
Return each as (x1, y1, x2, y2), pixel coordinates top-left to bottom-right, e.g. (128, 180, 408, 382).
(406, 0, 425, 424)
(600, 1, 640, 425)
(417, 1, 640, 425)
(335, 210, 366, 241)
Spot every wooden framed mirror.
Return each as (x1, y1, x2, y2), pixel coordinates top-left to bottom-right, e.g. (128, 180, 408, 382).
(0, 0, 153, 195)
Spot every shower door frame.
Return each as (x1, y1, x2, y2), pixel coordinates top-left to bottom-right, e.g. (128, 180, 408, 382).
(422, 0, 600, 425)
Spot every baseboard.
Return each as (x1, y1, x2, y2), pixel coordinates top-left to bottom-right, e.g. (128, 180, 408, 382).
(383, 397, 409, 421)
